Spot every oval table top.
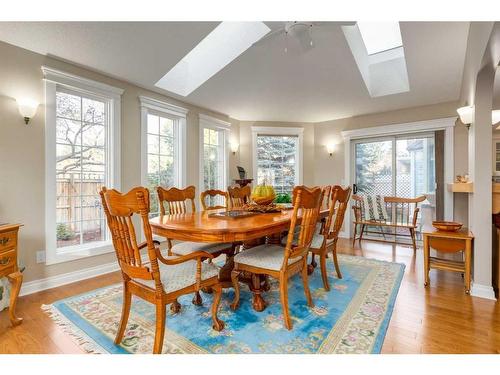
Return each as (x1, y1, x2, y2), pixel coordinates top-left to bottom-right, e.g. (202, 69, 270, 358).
(150, 208, 327, 243)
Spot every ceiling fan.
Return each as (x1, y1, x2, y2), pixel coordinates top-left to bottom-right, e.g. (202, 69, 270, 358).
(255, 21, 356, 52)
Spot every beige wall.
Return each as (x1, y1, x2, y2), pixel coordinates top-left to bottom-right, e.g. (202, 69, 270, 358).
(0, 41, 240, 283)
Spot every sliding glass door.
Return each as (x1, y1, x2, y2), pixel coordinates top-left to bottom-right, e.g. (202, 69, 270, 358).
(353, 133, 436, 240)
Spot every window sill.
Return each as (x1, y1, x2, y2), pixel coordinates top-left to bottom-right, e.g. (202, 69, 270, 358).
(45, 241, 115, 265)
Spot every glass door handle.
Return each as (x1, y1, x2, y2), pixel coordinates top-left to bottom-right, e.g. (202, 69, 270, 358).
(353, 184, 358, 194)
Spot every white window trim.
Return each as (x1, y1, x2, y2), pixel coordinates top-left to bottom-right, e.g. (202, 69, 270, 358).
(251, 126, 304, 187)
(139, 96, 188, 190)
(341, 116, 456, 238)
(199, 114, 231, 195)
(42, 66, 123, 265)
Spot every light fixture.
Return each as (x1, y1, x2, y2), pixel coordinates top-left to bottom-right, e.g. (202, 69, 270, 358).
(457, 105, 500, 130)
(230, 141, 239, 155)
(326, 143, 335, 157)
(457, 106, 474, 128)
(16, 98, 38, 125)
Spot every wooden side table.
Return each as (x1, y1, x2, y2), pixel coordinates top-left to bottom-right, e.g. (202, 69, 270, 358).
(422, 227, 473, 294)
(0, 223, 23, 326)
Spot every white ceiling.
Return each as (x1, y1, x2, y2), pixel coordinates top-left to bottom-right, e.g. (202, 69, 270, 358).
(0, 21, 470, 122)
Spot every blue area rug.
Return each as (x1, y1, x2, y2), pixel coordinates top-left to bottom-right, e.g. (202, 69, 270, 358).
(43, 254, 404, 354)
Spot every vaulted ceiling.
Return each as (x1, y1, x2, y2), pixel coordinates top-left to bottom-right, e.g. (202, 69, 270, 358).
(0, 21, 470, 122)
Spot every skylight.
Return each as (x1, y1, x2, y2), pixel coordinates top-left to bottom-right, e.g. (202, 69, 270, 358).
(155, 22, 270, 96)
(357, 22, 402, 55)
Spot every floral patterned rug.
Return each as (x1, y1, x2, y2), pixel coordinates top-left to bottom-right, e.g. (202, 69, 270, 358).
(42, 254, 404, 354)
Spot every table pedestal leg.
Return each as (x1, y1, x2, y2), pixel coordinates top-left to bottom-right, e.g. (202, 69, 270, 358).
(250, 274, 267, 312)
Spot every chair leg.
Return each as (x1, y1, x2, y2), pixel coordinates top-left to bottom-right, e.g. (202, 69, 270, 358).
(153, 302, 166, 354)
(230, 269, 241, 310)
(192, 291, 203, 306)
(332, 243, 342, 279)
(359, 224, 366, 242)
(319, 253, 330, 291)
(114, 281, 132, 345)
(301, 260, 314, 307)
(308, 253, 317, 275)
(352, 223, 358, 247)
(279, 275, 292, 330)
(410, 228, 417, 252)
(211, 284, 225, 331)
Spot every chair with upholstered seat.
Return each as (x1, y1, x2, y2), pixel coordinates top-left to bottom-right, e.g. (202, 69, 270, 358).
(227, 185, 251, 208)
(230, 186, 323, 330)
(307, 185, 351, 290)
(200, 189, 228, 211)
(100, 186, 224, 354)
(157, 186, 234, 304)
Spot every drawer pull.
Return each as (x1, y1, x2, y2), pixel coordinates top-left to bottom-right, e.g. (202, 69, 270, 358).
(0, 237, 9, 246)
(0, 257, 11, 265)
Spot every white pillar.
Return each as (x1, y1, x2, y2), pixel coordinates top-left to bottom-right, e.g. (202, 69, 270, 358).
(468, 68, 496, 300)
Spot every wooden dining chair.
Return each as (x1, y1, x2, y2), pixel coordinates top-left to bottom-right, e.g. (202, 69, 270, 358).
(227, 185, 251, 208)
(307, 185, 352, 290)
(100, 186, 224, 354)
(230, 186, 323, 330)
(157, 185, 234, 304)
(200, 189, 228, 211)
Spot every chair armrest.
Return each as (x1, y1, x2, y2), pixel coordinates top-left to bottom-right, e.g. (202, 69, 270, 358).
(157, 250, 214, 265)
(412, 207, 420, 227)
(138, 240, 160, 250)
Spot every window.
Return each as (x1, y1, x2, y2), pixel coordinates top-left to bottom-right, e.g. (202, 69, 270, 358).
(199, 115, 230, 207)
(140, 96, 187, 217)
(252, 127, 303, 195)
(43, 66, 122, 264)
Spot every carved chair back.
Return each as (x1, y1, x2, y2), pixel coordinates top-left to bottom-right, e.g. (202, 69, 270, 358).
(283, 186, 323, 268)
(227, 185, 251, 208)
(321, 185, 332, 210)
(200, 189, 228, 211)
(326, 185, 352, 240)
(157, 186, 196, 215)
(100, 187, 161, 288)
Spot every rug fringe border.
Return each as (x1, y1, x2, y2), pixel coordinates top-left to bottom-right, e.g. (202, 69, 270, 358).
(41, 304, 107, 354)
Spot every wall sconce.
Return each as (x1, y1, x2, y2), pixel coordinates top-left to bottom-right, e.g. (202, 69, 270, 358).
(457, 105, 500, 130)
(326, 143, 335, 157)
(16, 98, 39, 125)
(230, 141, 239, 155)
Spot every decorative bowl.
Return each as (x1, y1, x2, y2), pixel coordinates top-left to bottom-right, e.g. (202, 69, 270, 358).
(432, 221, 463, 232)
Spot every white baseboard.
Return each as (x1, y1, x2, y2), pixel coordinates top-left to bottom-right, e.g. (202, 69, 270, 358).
(20, 261, 120, 297)
(470, 282, 497, 301)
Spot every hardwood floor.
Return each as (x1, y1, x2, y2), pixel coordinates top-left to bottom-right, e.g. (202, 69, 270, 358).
(0, 238, 499, 354)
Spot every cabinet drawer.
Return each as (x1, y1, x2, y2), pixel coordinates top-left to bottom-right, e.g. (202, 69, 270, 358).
(0, 249, 17, 273)
(0, 230, 17, 252)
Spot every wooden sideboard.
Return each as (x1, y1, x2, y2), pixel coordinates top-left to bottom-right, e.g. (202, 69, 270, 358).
(0, 223, 23, 326)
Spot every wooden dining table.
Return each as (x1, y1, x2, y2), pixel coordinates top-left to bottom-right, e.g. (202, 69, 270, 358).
(150, 207, 328, 312)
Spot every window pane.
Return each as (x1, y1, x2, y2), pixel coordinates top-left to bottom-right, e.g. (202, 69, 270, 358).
(159, 117, 174, 137)
(82, 123, 105, 147)
(148, 134, 160, 154)
(256, 135, 298, 195)
(159, 136, 173, 156)
(147, 114, 159, 134)
(202, 127, 225, 191)
(55, 89, 108, 250)
(56, 92, 81, 120)
(82, 98, 105, 124)
(56, 118, 81, 145)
